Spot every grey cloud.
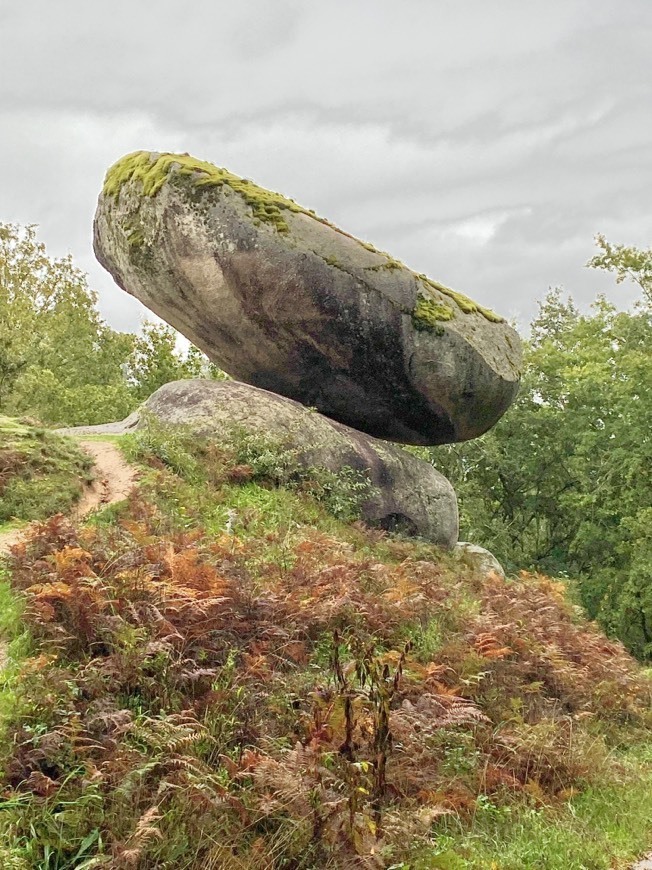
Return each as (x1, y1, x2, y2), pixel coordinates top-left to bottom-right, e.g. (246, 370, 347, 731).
(0, 0, 651, 333)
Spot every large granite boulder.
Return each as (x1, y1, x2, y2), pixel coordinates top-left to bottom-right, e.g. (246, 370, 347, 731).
(87, 379, 457, 547)
(94, 151, 522, 446)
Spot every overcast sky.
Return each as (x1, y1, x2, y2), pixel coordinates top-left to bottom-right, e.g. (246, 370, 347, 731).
(1, 0, 651, 333)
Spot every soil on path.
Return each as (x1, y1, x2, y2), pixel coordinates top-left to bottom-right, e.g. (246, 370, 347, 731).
(0, 439, 137, 666)
(0, 525, 24, 553)
(69, 440, 136, 521)
(0, 439, 136, 554)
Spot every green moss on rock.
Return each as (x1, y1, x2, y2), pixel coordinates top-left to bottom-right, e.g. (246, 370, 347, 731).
(122, 219, 145, 250)
(418, 275, 504, 323)
(102, 151, 507, 324)
(103, 150, 326, 234)
(412, 294, 455, 331)
(366, 258, 403, 272)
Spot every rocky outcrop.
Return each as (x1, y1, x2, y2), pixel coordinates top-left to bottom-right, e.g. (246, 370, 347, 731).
(99, 379, 458, 548)
(453, 542, 505, 578)
(94, 151, 522, 446)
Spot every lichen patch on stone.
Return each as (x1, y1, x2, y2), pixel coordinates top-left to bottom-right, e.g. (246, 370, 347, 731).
(412, 293, 456, 330)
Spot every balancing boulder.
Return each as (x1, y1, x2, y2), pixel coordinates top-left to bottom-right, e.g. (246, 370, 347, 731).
(94, 151, 522, 445)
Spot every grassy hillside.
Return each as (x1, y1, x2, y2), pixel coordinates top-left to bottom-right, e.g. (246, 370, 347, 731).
(0, 424, 650, 869)
(0, 417, 94, 528)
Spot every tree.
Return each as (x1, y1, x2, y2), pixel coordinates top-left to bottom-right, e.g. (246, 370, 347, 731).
(0, 222, 135, 424)
(127, 321, 193, 402)
(430, 240, 652, 658)
(0, 336, 27, 409)
(0, 223, 226, 425)
(126, 321, 228, 402)
(588, 234, 652, 306)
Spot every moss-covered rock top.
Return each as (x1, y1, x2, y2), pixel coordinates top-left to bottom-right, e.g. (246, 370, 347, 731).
(103, 150, 320, 236)
(102, 151, 503, 323)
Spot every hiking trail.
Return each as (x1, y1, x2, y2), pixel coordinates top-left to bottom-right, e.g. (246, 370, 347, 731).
(0, 439, 136, 666)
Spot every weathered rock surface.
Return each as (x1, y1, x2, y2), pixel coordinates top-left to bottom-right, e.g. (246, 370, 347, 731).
(76, 379, 457, 547)
(453, 542, 505, 578)
(94, 151, 522, 446)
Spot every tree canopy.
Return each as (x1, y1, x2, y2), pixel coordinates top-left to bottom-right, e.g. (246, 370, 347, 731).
(0, 223, 222, 426)
(431, 240, 652, 657)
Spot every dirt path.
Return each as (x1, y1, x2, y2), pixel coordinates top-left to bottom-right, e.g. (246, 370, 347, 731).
(0, 440, 136, 555)
(69, 440, 137, 521)
(0, 525, 25, 553)
(0, 440, 137, 667)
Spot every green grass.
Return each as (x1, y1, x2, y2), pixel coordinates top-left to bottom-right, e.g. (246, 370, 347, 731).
(121, 420, 373, 527)
(419, 747, 652, 869)
(0, 568, 23, 639)
(65, 433, 125, 444)
(0, 519, 25, 535)
(0, 567, 30, 737)
(0, 416, 94, 524)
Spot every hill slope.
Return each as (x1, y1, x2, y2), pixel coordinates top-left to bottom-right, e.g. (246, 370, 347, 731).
(0, 423, 651, 869)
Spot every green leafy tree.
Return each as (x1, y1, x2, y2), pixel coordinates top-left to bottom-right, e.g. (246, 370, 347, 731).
(588, 234, 652, 306)
(0, 222, 135, 424)
(127, 321, 228, 401)
(0, 336, 27, 409)
(431, 240, 652, 658)
(0, 223, 226, 425)
(127, 321, 192, 401)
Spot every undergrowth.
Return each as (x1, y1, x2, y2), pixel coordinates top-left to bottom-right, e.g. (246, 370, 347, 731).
(0, 425, 650, 868)
(0, 417, 94, 524)
(122, 419, 374, 525)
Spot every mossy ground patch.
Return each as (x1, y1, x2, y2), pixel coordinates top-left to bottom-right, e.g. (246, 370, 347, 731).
(0, 416, 94, 523)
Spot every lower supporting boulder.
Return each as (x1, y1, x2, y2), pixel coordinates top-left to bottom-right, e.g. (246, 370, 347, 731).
(132, 379, 459, 548)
